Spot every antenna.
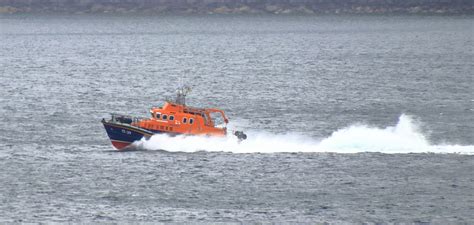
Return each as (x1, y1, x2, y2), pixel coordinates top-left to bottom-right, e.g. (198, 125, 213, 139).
(181, 69, 190, 88)
(175, 86, 192, 105)
(175, 69, 191, 105)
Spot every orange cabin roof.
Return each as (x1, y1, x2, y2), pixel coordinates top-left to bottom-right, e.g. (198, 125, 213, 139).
(135, 101, 229, 136)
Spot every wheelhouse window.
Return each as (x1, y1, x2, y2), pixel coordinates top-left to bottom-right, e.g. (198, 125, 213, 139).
(189, 118, 194, 124)
(162, 115, 168, 120)
(209, 112, 226, 127)
(169, 115, 174, 121)
(183, 118, 187, 123)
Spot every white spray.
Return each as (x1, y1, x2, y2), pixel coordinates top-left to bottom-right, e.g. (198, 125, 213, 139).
(135, 114, 473, 154)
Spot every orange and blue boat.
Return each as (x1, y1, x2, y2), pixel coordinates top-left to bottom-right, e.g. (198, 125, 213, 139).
(102, 87, 246, 150)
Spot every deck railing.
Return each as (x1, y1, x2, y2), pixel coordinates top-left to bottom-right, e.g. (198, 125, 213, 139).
(110, 113, 147, 125)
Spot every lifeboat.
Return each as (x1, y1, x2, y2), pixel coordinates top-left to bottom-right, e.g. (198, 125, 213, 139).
(101, 87, 247, 150)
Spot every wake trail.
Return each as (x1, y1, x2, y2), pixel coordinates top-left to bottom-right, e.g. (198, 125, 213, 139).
(135, 114, 474, 154)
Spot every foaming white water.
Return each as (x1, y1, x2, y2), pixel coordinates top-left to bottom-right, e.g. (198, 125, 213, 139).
(136, 114, 474, 154)
(318, 114, 430, 153)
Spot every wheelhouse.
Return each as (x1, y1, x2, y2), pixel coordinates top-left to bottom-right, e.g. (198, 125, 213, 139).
(137, 100, 229, 136)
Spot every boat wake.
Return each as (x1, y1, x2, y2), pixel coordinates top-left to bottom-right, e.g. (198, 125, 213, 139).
(136, 114, 473, 154)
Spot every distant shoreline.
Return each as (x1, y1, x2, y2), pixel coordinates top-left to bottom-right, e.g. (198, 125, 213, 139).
(0, 3, 472, 15)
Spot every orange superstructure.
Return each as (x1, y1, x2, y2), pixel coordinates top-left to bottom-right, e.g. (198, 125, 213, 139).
(136, 101, 229, 137)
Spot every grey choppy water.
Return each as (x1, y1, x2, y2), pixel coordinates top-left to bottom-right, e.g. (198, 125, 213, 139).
(0, 14, 473, 223)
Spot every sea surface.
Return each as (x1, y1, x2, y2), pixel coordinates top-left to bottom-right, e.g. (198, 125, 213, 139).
(0, 14, 473, 223)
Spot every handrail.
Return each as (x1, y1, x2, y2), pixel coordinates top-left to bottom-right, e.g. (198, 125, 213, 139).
(110, 113, 148, 125)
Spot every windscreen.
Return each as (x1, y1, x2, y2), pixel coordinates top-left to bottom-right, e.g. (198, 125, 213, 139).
(210, 112, 226, 127)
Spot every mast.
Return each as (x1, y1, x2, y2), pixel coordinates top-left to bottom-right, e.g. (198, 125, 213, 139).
(175, 86, 192, 105)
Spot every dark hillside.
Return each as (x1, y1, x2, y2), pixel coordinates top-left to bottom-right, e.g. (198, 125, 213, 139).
(0, 0, 472, 14)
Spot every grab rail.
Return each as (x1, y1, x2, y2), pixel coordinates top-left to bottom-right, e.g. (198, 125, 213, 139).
(110, 113, 148, 125)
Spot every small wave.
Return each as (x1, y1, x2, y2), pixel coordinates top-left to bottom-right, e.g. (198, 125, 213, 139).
(136, 114, 473, 154)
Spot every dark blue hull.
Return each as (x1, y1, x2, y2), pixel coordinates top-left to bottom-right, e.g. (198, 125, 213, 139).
(102, 120, 154, 150)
